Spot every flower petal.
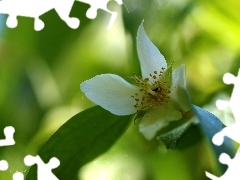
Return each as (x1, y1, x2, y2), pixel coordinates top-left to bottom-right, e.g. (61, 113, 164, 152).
(80, 74, 139, 115)
(137, 21, 167, 79)
(139, 105, 182, 140)
(170, 65, 191, 112)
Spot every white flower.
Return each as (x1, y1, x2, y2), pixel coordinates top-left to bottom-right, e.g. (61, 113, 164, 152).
(80, 22, 190, 140)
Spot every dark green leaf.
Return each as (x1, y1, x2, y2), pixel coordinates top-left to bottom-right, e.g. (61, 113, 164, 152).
(26, 106, 132, 180)
(157, 104, 236, 159)
(157, 118, 197, 150)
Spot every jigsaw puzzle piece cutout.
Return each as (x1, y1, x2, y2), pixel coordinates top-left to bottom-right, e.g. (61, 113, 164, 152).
(106, 0, 123, 29)
(0, 0, 123, 30)
(212, 122, 240, 146)
(0, 126, 15, 147)
(24, 155, 60, 180)
(207, 70, 240, 179)
(218, 149, 240, 179)
(205, 171, 219, 180)
(53, 0, 80, 29)
(0, 0, 80, 31)
(6, 15, 18, 29)
(0, 0, 47, 30)
(216, 70, 240, 122)
(224, 70, 240, 122)
(77, 0, 122, 29)
(12, 172, 24, 180)
(0, 0, 18, 28)
(0, 160, 8, 171)
(206, 149, 240, 180)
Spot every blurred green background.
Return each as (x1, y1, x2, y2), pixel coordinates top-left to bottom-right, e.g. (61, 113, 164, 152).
(0, 0, 239, 179)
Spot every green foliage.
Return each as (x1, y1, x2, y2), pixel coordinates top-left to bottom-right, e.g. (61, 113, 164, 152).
(0, 0, 240, 179)
(157, 118, 197, 150)
(158, 105, 236, 167)
(26, 106, 132, 180)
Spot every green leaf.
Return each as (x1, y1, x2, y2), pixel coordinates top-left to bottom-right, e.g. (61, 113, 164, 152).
(157, 104, 236, 158)
(157, 118, 197, 150)
(193, 105, 236, 173)
(26, 106, 132, 180)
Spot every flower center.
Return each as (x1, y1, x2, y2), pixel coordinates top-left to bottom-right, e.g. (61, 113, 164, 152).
(131, 67, 171, 112)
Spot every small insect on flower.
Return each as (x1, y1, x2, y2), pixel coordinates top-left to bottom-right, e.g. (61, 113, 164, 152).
(80, 21, 191, 140)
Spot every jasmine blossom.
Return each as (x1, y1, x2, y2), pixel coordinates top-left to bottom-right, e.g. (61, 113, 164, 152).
(80, 22, 190, 140)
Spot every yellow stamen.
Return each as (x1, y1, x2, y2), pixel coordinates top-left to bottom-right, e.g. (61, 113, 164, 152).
(131, 68, 171, 112)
